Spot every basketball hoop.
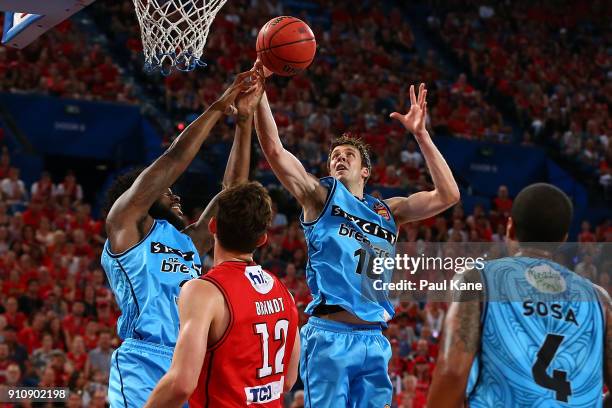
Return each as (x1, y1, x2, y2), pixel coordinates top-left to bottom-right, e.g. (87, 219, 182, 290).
(132, 0, 227, 75)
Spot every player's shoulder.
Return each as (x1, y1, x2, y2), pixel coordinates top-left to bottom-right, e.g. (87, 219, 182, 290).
(182, 278, 224, 305)
(319, 176, 336, 189)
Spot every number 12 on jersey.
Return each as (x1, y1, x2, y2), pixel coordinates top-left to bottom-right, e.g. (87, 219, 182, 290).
(254, 319, 289, 378)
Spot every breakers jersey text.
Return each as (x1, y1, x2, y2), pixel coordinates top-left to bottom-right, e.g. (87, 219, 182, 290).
(189, 262, 298, 408)
(301, 177, 398, 323)
(467, 257, 604, 407)
(101, 220, 201, 346)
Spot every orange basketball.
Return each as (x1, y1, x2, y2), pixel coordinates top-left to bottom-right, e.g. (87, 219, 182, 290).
(256, 16, 316, 76)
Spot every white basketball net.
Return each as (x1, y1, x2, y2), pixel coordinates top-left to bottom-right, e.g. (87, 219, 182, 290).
(132, 0, 228, 74)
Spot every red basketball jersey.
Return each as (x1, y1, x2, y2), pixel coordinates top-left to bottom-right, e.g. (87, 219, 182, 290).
(189, 261, 298, 408)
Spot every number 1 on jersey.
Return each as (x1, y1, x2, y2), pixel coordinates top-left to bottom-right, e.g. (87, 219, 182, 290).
(254, 319, 288, 378)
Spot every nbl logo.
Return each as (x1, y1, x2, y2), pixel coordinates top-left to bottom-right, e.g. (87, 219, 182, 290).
(245, 266, 274, 295)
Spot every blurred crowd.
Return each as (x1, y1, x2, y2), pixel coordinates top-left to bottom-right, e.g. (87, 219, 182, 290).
(0, 18, 135, 104)
(0, 140, 608, 406)
(0, 0, 610, 407)
(426, 0, 611, 194)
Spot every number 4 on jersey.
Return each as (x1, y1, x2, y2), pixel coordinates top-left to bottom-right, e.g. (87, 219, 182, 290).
(532, 334, 572, 402)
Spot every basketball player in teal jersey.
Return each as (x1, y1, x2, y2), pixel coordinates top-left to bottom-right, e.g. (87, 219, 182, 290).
(254, 65, 460, 407)
(101, 68, 264, 407)
(429, 183, 611, 407)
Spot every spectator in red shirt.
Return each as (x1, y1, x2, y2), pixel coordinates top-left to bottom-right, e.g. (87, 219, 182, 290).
(38, 364, 57, 387)
(281, 263, 299, 291)
(0, 343, 14, 383)
(1, 297, 26, 331)
(398, 374, 427, 408)
(82, 321, 99, 351)
(578, 220, 596, 243)
(67, 335, 88, 373)
(56, 171, 83, 204)
(17, 312, 45, 353)
(30, 171, 56, 203)
(2, 363, 21, 388)
(281, 221, 306, 256)
(45, 317, 67, 351)
(72, 229, 94, 259)
(22, 200, 44, 228)
(0, 148, 11, 180)
(62, 301, 87, 345)
(492, 185, 513, 215)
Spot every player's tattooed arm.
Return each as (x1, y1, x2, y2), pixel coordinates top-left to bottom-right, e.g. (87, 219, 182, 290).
(386, 83, 459, 225)
(428, 268, 483, 407)
(254, 91, 327, 217)
(106, 70, 257, 253)
(184, 75, 265, 256)
(594, 284, 612, 391)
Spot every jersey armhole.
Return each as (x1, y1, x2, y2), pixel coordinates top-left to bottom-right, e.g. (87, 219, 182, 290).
(300, 177, 336, 227)
(467, 267, 487, 400)
(105, 220, 157, 258)
(593, 283, 607, 349)
(202, 276, 234, 351)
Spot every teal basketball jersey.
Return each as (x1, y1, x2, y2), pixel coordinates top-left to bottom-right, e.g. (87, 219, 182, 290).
(101, 219, 202, 346)
(301, 177, 398, 323)
(467, 256, 605, 407)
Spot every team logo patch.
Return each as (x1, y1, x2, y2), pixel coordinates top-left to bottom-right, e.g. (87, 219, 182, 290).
(373, 202, 391, 221)
(525, 264, 566, 294)
(244, 266, 274, 294)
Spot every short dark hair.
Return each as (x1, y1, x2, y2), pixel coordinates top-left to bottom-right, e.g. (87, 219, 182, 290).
(104, 168, 145, 215)
(216, 182, 272, 253)
(511, 183, 573, 243)
(327, 133, 372, 180)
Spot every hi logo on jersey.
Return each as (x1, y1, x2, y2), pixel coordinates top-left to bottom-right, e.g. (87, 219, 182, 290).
(244, 266, 274, 295)
(151, 242, 195, 261)
(244, 378, 283, 405)
(373, 202, 391, 221)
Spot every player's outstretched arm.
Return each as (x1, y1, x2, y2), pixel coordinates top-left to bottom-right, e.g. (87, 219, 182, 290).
(144, 280, 223, 408)
(386, 83, 460, 225)
(183, 75, 265, 256)
(254, 89, 327, 213)
(106, 70, 257, 254)
(428, 270, 482, 407)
